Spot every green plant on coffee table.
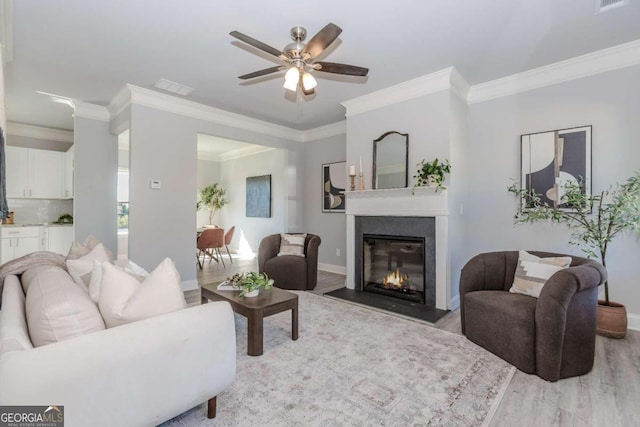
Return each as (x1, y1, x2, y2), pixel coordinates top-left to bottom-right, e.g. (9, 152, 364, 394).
(412, 158, 451, 193)
(507, 171, 640, 305)
(227, 272, 274, 297)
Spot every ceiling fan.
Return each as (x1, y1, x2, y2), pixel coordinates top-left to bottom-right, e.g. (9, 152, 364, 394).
(230, 23, 369, 95)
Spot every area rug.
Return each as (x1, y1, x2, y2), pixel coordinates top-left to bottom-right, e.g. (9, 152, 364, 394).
(161, 292, 515, 426)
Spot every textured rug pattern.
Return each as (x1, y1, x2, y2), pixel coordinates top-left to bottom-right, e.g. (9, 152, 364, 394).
(162, 292, 514, 426)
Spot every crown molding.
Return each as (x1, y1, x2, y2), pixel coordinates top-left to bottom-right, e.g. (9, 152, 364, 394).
(0, 0, 13, 63)
(107, 85, 131, 118)
(72, 100, 110, 122)
(468, 39, 640, 104)
(6, 121, 73, 142)
(121, 84, 303, 142)
(341, 67, 466, 117)
(218, 145, 276, 162)
(302, 120, 346, 142)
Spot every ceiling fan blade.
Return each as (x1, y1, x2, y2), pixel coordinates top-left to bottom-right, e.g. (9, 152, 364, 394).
(301, 23, 342, 59)
(230, 31, 286, 59)
(238, 66, 285, 80)
(315, 62, 369, 76)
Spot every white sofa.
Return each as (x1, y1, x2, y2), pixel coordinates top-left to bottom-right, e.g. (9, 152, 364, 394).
(0, 265, 236, 426)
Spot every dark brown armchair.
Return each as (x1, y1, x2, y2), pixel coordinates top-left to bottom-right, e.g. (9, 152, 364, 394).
(258, 233, 321, 290)
(460, 251, 606, 382)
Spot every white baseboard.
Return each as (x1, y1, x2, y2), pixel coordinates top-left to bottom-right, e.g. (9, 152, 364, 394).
(628, 312, 640, 331)
(318, 263, 346, 275)
(181, 279, 198, 291)
(449, 294, 460, 311)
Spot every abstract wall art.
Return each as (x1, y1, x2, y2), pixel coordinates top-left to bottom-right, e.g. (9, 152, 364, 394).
(246, 174, 271, 218)
(520, 126, 591, 211)
(322, 161, 346, 213)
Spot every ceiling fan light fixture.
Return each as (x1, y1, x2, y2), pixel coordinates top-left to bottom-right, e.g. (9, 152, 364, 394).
(283, 66, 300, 91)
(302, 72, 317, 91)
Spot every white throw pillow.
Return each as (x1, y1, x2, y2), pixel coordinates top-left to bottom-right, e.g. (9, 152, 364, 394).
(25, 265, 106, 347)
(98, 258, 187, 328)
(66, 243, 111, 291)
(277, 233, 307, 257)
(509, 250, 572, 298)
(88, 259, 149, 303)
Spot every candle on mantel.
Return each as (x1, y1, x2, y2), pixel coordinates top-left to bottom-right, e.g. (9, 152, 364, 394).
(349, 165, 356, 175)
(359, 156, 363, 173)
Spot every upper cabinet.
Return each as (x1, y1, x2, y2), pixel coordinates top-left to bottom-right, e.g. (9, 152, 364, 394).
(5, 146, 66, 199)
(64, 145, 74, 199)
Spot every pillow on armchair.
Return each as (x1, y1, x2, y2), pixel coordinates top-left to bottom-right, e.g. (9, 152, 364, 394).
(277, 233, 307, 257)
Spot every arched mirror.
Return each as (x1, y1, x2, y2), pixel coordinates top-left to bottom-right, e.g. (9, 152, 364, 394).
(372, 131, 408, 189)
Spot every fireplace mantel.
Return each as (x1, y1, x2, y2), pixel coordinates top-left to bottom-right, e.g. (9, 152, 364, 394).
(345, 186, 450, 310)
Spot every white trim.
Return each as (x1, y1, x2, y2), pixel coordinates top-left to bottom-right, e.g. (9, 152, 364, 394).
(181, 279, 198, 291)
(123, 84, 304, 142)
(468, 39, 640, 104)
(72, 100, 110, 122)
(198, 145, 276, 162)
(341, 67, 463, 117)
(302, 120, 346, 142)
(628, 312, 640, 331)
(0, 0, 13, 63)
(318, 263, 346, 275)
(107, 85, 131, 118)
(6, 121, 73, 142)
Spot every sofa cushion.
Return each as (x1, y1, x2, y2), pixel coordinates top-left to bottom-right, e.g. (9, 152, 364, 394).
(277, 233, 307, 257)
(66, 243, 111, 290)
(25, 265, 106, 347)
(98, 258, 187, 328)
(67, 235, 114, 262)
(509, 250, 571, 298)
(88, 259, 148, 303)
(0, 276, 34, 354)
(464, 290, 537, 373)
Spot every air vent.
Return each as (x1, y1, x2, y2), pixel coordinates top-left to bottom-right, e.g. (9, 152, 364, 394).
(154, 78, 194, 96)
(595, 0, 628, 13)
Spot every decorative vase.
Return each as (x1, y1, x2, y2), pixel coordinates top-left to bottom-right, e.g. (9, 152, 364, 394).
(596, 300, 627, 338)
(243, 289, 259, 298)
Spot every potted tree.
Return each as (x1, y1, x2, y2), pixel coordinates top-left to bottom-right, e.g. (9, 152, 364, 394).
(412, 158, 451, 194)
(198, 183, 228, 225)
(508, 171, 640, 338)
(226, 272, 274, 297)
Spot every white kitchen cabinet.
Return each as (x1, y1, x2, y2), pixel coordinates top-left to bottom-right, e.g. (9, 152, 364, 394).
(47, 226, 74, 255)
(64, 145, 75, 199)
(5, 146, 29, 198)
(4, 147, 65, 199)
(0, 227, 42, 265)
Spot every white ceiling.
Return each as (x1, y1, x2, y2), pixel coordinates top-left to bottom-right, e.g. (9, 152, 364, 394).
(4, 0, 640, 132)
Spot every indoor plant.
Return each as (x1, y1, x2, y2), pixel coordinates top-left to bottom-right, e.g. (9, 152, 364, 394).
(508, 171, 640, 338)
(412, 158, 451, 193)
(227, 271, 274, 297)
(197, 183, 228, 225)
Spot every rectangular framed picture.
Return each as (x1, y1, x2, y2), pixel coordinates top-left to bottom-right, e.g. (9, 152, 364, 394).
(520, 125, 591, 211)
(322, 161, 346, 213)
(246, 174, 271, 218)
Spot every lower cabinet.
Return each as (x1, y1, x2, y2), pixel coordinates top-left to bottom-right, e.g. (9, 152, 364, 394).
(47, 226, 75, 255)
(0, 227, 42, 265)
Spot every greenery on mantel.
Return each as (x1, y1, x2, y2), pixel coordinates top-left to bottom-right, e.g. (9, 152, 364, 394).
(508, 171, 640, 305)
(197, 183, 228, 224)
(412, 158, 451, 194)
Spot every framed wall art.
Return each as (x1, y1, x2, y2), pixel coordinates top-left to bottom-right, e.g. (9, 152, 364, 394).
(520, 125, 591, 211)
(246, 174, 271, 218)
(322, 161, 346, 213)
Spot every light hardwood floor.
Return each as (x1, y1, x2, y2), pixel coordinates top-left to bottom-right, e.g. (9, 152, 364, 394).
(192, 257, 640, 426)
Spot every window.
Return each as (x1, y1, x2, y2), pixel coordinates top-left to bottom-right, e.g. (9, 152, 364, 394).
(117, 170, 129, 230)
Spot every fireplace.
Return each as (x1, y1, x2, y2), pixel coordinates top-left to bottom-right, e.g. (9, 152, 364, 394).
(363, 234, 425, 304)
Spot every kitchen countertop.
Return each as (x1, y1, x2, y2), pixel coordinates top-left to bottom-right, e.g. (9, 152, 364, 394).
(0, 223, 73, 228)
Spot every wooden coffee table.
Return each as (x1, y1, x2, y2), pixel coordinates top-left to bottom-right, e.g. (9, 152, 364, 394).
(201, 283, 298, 356)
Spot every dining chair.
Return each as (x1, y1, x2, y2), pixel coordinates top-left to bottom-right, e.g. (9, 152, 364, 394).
(223, 226, 235, 264)
(196, 228, 226, 269)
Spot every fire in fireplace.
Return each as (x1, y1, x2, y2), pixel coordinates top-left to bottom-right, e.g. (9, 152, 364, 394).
(363, 234, 425, 304)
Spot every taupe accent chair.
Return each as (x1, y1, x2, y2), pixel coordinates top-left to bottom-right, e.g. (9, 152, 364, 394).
(258, 233, 321, 290)
(460, 251, 607, 382)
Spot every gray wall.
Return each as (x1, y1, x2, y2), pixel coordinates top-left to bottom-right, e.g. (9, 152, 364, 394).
(73, 116, 117, 253)
(217, 149, 286, 254)
(465, 65, 640, 314)
(302, 134, 347, 268)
